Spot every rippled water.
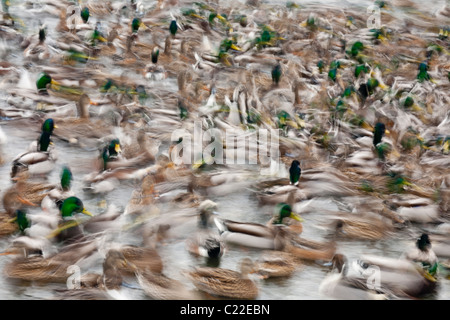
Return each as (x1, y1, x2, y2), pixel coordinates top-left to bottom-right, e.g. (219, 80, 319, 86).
(0, 0, 449, 300)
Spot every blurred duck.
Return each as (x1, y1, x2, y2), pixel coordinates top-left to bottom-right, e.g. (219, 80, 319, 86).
(214, 203, 303, 251)
(2, 172, 54, 217)
(319, 254, 389, 300)
(54, 248, 132, 300)
(184, 258, 259, 299)
(253, 250, 299, 279)
(185, 200, 225, 260)
(2, 237, 100, 283)
(10, 129, 57, 179)
(45, 196, 93, 244)
(353, 253, 438, 298)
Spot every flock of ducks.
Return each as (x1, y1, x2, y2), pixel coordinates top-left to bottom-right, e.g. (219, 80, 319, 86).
(0, 0, 449, 300)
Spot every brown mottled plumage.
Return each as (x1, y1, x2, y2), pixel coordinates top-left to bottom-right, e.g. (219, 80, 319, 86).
(184, 258, 258, 299)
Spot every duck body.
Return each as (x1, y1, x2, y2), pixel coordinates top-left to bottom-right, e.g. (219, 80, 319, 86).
(184, 258, 258, 299)
(10, 131, 57, 179)
(215, 217, 289, 250)
(355, 254, 438, 298)
(254, 250, 299, 279)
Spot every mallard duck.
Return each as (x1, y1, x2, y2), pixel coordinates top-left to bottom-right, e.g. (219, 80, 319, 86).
(2, 172, 54, 216)
(253, 250, 299, 279)
(214, 203, 302, 251)
(10, 130, 57, 179)
(54, 248, 129, 299)
(35, 72, 61, 95)
(184, 257, 259, 299)
(3, 237, 100, 283)
(45, 196, 93, 244)
(136, 270, 202, 300)
(354, 253, 438, 298)
(54, 249, 131, 300)
(289, 160, 301, 186)
(23, 25, 51, 61)
(185, 200, 225, 260)
(327, 211, 395, 241)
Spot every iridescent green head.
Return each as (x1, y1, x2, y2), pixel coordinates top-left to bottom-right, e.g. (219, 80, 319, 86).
(272, 203, 302, 225)
(59, 197, 92, 218)
(16, 209, 30, 233)
(132, 17, 141, 33)
(60, 166, 73, 191)
(289, 160, 301, 185)
(81, 7, 90, 23)
(42, 118, 56, 134)
(36, 72, 53, 93)
(108, 139, 121, 157)
(350, 41, 364, 57)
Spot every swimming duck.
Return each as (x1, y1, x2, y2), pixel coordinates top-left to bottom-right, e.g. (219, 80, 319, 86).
(214, 203, 302, 251)
(184, 257, 259, 299)
(35, 72, 61, 95)
(46, 196, 93, 244)
(185, 200, 225, 260)
(253, 250, 299, 279)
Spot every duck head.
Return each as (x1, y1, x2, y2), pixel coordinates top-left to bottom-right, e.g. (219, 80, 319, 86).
(42, 118, 57, 134)
(417, 233, 432, 252)
(36, 72, 60, 94)
(373, 122, 386, 147)
(80, 7, 89, 24)
(108, 139, 121, 157)
(59, 196, 92, 218)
